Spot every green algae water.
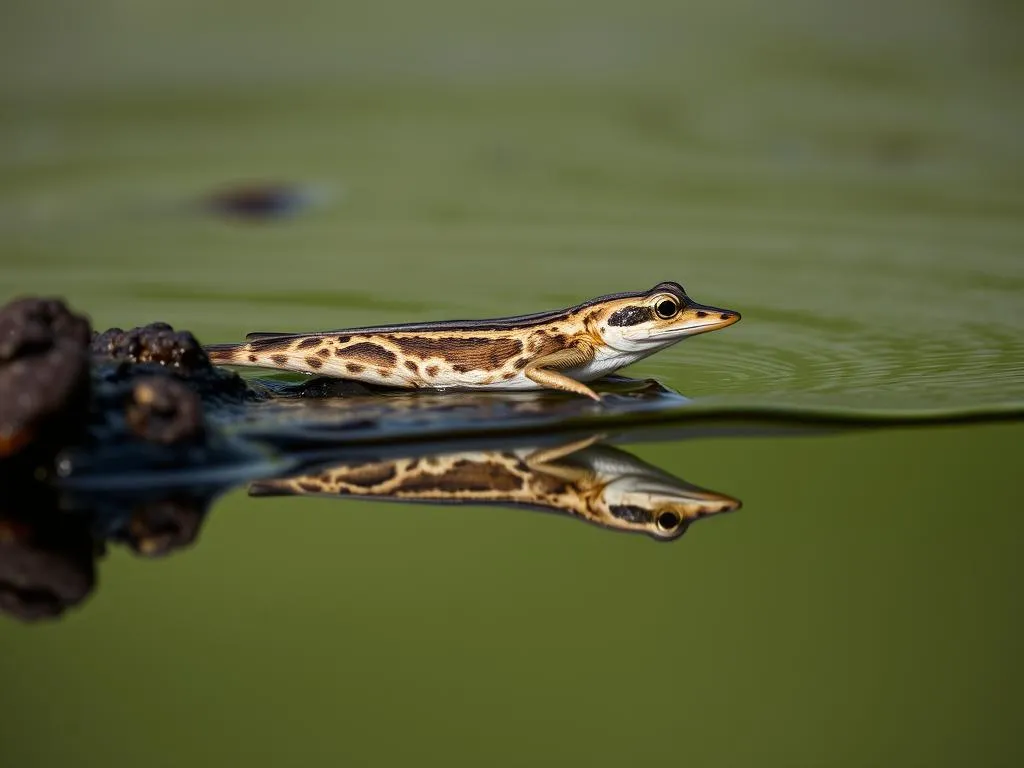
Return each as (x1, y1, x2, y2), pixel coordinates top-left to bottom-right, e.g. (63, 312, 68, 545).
(1, 1, 1022, 766)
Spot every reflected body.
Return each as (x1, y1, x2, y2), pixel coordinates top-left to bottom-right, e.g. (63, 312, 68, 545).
(0, 434, 740, 623)
(205, 282, 740, 401)
(249, 436, 740, 540)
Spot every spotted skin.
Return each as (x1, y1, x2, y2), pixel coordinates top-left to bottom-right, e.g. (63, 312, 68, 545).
(247, 438, 741, 540)
(204, 282, 741, 400)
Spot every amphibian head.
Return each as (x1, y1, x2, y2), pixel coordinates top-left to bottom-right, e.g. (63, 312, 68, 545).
(597, 281, 741, 353)
(596, 472, 742, 540)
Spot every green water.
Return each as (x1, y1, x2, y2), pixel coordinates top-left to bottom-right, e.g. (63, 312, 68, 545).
(1, 1, 1022, 765)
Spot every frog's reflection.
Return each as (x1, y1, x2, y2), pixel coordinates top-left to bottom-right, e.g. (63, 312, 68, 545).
(0, 435, 740, 622)
(249, 435, 740, 541)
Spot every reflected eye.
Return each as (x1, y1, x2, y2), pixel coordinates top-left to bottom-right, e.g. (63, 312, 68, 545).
(656, 511, 681, 531)
(654, 298, 679, 319)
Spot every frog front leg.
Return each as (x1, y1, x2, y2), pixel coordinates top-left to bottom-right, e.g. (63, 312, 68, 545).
(523, 342, 601, 401)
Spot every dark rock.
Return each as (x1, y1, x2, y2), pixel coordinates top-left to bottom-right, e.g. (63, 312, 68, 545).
(0, 295, 265, 486)
(0, 298, 92, 468)
(0, 297, 91, 360)
(91, 322, 256, 409)
(91, 323, 209, 373)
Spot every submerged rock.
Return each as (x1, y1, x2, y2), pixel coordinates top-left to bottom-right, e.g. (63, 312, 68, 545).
(125, 377, 207, 445)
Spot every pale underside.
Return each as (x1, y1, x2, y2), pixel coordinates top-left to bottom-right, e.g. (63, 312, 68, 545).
(228, 333, 672, 391)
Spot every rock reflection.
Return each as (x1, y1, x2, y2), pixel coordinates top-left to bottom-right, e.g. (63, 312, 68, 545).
(249, 435, 740, 541)
(75, 491, 214, 558)
(0, 484, 96, 621)
(0, 484, 219, 622)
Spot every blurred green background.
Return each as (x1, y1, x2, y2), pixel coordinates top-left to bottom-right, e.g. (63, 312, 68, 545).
(1, 0, 1022, 766)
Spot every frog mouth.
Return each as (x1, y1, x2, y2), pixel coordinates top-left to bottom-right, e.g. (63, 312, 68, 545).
(643, 305, 741, 341)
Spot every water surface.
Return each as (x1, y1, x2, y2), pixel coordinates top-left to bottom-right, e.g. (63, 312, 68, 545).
(1, 1, 1022, 766)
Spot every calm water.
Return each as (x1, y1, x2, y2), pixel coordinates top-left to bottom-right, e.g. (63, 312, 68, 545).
(1, 1, 1022, 766)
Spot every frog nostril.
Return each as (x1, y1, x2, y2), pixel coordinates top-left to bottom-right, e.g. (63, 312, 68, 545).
(720, 313, 731, 320)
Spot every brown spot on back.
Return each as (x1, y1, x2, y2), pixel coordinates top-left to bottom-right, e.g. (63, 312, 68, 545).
(514, 357, 530, 369)
(271, 354, 288, 366)
(532, 472, 571, 496)
(426, 365, 439, 377)
(339, 342, 397, 367)
(336, 335, 351, 344)
(525, 331, 569, 358)
(248, 354, 257, 362)
(339, 462, 398, 488)
(317, 347, 331, 358)
(296, 337, 321, 350)
(346, 363, 365, 374)
(400, 461, 524, 493)
(377, 368, 388, 377)
(306, 355, 323, 369)
(502, 372, 516, 380)
(392, 336, 523, 372)
(404, 360, 419, 373)
(536, 334, 568, 357)
(249, 337, 290, 352)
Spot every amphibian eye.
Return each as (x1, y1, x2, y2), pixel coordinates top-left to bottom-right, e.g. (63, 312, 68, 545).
(655, 298, 679, 319)
(656, 511, 681, 531)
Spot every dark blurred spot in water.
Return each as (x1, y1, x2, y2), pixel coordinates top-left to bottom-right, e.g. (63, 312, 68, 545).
(202, 182, 322, 221)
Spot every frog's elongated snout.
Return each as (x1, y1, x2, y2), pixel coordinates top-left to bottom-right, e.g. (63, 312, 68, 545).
(685, 302, 741, 334)
(643, 301, 741, 342)
(646, 481, 743, 515)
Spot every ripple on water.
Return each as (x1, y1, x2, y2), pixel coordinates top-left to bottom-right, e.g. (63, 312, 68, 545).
(638, 323, 1024, 411)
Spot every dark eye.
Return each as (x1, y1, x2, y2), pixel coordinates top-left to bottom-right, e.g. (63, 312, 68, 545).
(656, 511, 681, 531)
(655, 298, 679, 319)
